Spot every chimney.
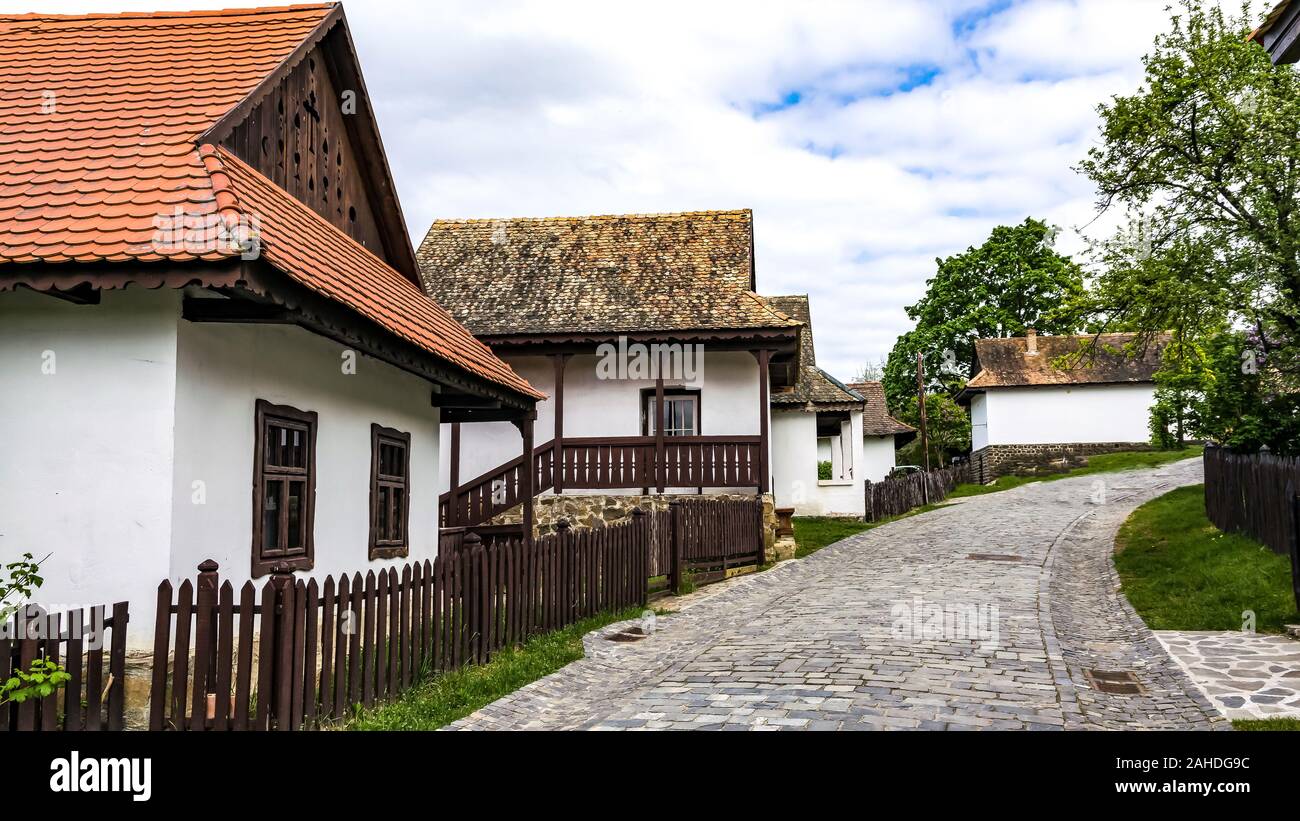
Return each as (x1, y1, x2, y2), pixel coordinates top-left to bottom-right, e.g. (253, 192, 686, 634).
(1025, 328, 1038, 355)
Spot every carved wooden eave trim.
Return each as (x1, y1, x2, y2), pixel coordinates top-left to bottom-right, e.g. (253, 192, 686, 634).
(1, 257, 536, 413)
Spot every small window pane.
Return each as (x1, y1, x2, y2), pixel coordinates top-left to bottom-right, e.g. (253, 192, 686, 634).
(376, 485, 389, 538)
(393, 488, 405, 540)
(262, 479, 283, 550)
(287, 481, 304, 550)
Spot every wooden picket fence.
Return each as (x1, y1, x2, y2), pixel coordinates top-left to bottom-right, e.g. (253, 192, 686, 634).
(650, 496, 767, 593)
(863, 464, 970, 523)
(1203, 447, 1300, 557)
(1, 602, 128, 731)
(150, 511, 650, 731)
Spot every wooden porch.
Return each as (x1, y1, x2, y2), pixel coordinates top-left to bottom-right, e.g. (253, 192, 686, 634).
(440, 348, 789, 531)
(439, 433, 765, 528)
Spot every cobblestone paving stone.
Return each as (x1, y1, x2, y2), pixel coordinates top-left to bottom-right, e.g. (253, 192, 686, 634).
(1156, 631, 1300, 720)
(449, 458, 1228, 731)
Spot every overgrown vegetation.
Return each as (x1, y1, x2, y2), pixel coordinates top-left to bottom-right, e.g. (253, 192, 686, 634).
(348, 606, 647, 730)
(1114, 485, 1297, 633)
(949, 447, 1202, 498)
(0, 553, 69, 707)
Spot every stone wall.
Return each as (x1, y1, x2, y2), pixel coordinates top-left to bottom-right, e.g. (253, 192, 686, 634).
(970, 442, 1153, 484)
(489, 492, 779, 563)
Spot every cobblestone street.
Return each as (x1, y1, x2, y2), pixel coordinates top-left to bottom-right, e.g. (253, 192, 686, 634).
(451, 458, 1228, 731)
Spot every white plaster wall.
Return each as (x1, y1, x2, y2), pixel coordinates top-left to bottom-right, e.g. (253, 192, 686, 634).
(862, 435, 898, 483)
(170, 316, 441, 593)
(0, 288, 179, 639)
(984, 384, 1155, 445)
(970, 393, 989, 452)
(442, 350, 765, 499)
(771, 408, 864, 517)
(772, 411, 817, 513)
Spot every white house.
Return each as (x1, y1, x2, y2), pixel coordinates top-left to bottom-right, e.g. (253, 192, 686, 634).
(767, 295, 868, 518)
(958, 331, 1165, 483)
(0, 5, 540, 646)
(845, 381, 916, 482)
(416, 210, 802, 530)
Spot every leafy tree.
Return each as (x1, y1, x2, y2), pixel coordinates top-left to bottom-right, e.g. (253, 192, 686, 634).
(1075, 1, 1300, 452)
(894, 393, 972, 467)
(883, 218, 1085, 410)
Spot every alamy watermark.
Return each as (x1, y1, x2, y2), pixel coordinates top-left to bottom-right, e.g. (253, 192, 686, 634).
(595, 336, 704, 382)
(891, 596, 1000, 652)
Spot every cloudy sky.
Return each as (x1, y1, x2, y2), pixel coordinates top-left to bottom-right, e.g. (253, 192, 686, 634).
(6, 0, 1272, 379)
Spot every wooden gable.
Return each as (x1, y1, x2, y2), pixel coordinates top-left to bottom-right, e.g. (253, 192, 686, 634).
(205, 10, 419, 281)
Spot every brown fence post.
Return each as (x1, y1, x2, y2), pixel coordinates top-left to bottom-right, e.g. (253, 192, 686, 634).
(669, 500, 683, 595)
(268, 562, 296, 730)
(754, 495, 766, 566)
(630, 507, 648, 606)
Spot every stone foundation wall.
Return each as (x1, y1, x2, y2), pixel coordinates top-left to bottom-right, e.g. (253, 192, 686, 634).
(490, 493, 772, 539)
(971, 442, 1153, 484)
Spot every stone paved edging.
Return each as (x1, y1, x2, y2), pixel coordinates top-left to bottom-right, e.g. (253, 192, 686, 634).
(449, 459, 1228, 731)
(1156, 631, 1300, 720)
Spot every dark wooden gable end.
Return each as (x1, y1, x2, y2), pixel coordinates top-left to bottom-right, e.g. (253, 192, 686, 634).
(203, 8, 420, 281)
(1263, 0, 1300, 64)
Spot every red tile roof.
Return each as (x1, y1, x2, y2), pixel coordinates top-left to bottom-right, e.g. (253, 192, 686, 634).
(0, 4, 539, 400)
(206, 146, 540, 397)
(0, 4, 332, 264)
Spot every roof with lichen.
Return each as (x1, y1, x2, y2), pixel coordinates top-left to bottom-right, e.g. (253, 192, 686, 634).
(416, 209, 801, 338)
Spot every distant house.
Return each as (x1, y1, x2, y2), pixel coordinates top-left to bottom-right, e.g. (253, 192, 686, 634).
(766, 296, 866, 517)
(0, 5, 540, 646)
(1252, 0, 1299, 64)
(417, 210, 802, 529)
(845, 381, 916, 480)
(957, 331, 1165, 483)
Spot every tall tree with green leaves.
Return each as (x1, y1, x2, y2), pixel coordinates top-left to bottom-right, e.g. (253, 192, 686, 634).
(882, 217, 1084, 409)
(1075, 0, 1300, 453)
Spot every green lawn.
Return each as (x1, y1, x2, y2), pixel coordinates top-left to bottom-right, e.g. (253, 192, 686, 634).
(1114, 485, 1298, 633)
(347, 606, 646, 730)
(792, 504, 948, 559)
(949, 447, 1204, 498)
(1232, 718, 1300, 731)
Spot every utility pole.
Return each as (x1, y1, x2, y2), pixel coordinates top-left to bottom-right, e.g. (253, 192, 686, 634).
(916, 352, 931, 505)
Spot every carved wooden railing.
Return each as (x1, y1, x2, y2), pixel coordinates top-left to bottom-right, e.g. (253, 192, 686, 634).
(440, 440, 555, 529)
(441, 435, 764, 529)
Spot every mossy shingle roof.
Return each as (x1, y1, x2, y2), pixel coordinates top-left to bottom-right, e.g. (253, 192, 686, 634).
(416, 210, 800, 337)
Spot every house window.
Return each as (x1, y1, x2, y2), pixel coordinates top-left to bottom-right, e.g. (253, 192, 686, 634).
(369, 424, 411, 560)
(642, 389, 700, 437)
(252, 400, 316, 577)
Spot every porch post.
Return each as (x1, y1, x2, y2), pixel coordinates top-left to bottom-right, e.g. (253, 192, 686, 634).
(519, 412, 536, 548)
(553, 354, 568, 494)
(654, 376, 666, 494)
(448, 422, 462, 527)
(753, 349, 772, 494)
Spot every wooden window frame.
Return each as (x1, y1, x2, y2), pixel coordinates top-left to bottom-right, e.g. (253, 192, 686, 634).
(369, 424, 412, 560)
(252, 399, 317, 578)
(639, 387, 702, 437)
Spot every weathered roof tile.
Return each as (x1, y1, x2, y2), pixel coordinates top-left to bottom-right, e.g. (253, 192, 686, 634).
(417, 210, 801, 337)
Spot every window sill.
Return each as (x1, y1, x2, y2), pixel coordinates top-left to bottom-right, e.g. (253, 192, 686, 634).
(369, 544, 409, 561)
(251, 554, 314, 579)
(817, 479, 855, 487)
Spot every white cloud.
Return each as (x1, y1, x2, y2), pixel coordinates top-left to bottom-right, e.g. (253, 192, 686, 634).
(3, 0, 1274, 378)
